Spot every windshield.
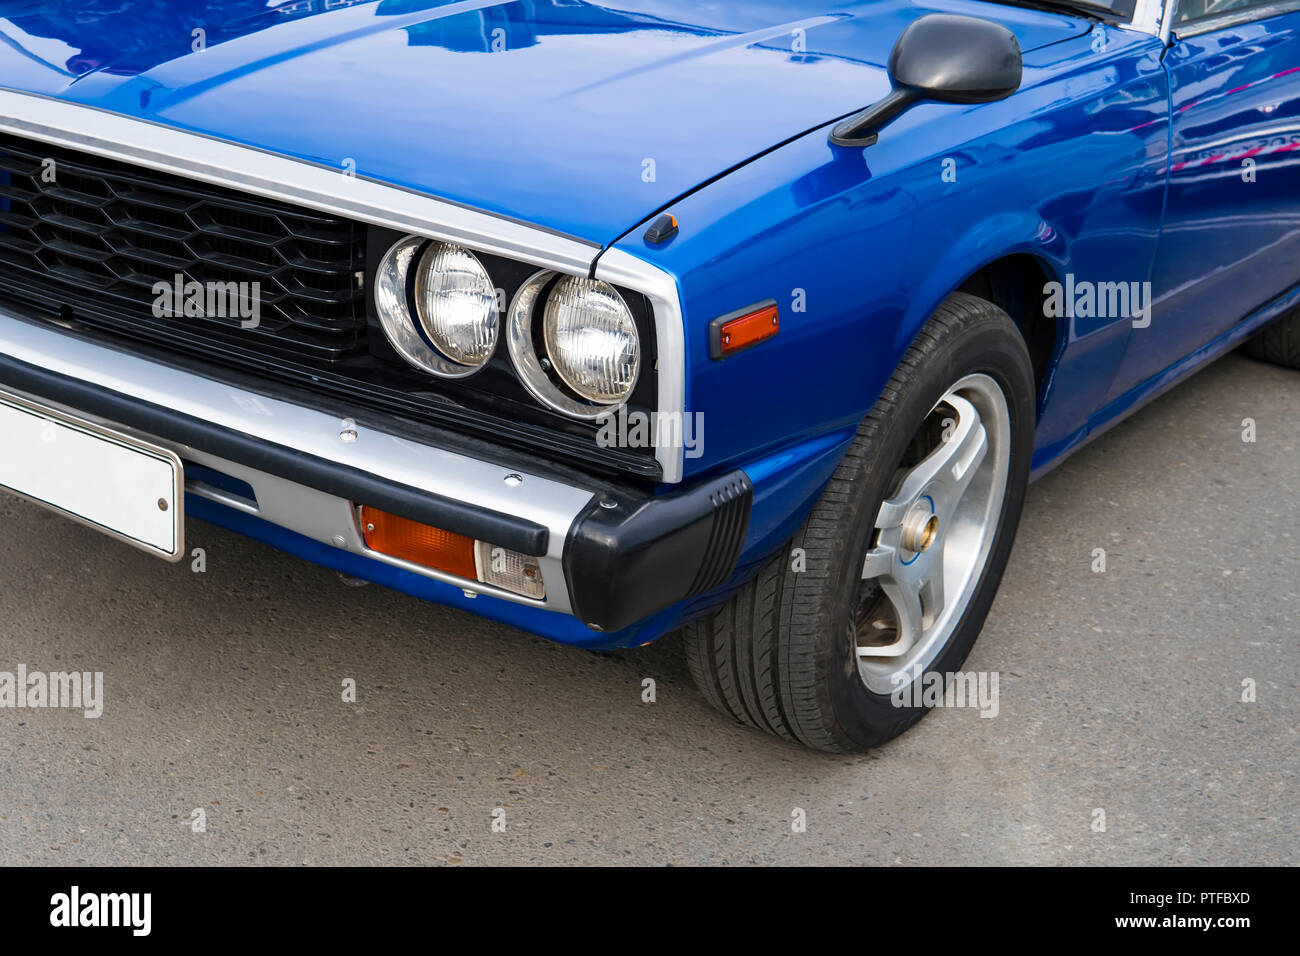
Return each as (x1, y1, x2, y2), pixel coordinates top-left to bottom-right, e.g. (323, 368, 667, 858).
(984, 0, 1138, 20)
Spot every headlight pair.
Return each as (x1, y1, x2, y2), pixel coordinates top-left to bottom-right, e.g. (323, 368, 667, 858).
(375, 236, 641, 417)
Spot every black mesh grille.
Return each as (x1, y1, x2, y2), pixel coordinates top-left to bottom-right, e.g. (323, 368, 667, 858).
(0, 132, 365, 360)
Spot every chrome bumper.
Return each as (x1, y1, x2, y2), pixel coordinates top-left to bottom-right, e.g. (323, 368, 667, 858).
(0, 309, 594, 614)
(1, 308, 752, 633)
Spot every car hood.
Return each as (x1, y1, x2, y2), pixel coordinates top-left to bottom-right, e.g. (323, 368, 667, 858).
(0, 0, 1090, 244)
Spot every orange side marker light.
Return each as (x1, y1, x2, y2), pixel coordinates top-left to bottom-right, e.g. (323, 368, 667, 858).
(710, 300, 779, 359)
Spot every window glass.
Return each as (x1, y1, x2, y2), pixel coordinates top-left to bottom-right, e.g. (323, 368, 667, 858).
(1175, 0, 1294, 23)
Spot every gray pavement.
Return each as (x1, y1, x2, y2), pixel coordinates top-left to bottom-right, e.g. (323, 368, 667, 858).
(0, 350, 1295, 865)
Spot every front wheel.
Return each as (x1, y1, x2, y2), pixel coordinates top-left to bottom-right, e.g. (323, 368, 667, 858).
(683, 293, 1036, 752)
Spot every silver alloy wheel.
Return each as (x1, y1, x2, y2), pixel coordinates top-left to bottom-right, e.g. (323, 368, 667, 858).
(855, 373, 1012, 694)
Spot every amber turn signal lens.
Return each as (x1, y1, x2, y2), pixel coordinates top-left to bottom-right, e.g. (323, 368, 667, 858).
(359, 506, 478, 579)
(711, 302, 778, 359)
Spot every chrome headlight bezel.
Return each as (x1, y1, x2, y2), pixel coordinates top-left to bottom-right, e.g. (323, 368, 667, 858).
(506, 270, 641, 420)
(374, 237, 498, 379)
(368, 231, 668, 478)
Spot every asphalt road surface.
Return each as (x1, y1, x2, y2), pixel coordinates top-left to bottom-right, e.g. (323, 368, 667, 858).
(1, 351, 1295, 866)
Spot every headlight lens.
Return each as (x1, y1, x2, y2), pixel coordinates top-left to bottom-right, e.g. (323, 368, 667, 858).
(507, 271, 642, 419)
(414, 241, 498, 367)
(373, 237, 496, 379)
(542, 277, 640, 405)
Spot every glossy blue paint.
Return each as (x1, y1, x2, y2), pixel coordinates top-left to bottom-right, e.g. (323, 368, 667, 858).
(624, 24, 1171, 483)
(0, 0, 1088, 244)
(1113, 12, 1300, 397)
(4, 0, 1298, 647)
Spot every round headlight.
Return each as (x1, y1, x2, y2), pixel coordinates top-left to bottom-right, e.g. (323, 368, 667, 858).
(414, 241, 498, 367)
(542, 277, 639, 405)
(373, 237, 497, 379)
(506, 272, 642, 419)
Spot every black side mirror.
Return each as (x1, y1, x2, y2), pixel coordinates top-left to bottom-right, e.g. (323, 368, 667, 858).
(830, 13, 1023, 148)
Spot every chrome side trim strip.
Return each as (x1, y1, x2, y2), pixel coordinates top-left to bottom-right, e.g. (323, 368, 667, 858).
(0, 308, 592, 612)
(594, 248, 688, 483)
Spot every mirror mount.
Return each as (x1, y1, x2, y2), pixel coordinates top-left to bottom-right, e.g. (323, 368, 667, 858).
(830, 13, 1023, 149)
(829, 88, 919, 148)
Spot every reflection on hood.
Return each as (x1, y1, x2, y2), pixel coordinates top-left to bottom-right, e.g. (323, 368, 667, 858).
(0, 0, 709, 77)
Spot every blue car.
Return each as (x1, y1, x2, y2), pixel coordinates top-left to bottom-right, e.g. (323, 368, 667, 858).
(0, 0, 1296, 751)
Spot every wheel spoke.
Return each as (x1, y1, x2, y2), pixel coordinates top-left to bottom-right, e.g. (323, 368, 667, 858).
(854, 375, 1009, 691)
(861, 544, 894, 580)
(875, 393, 987, 531)
(917, 550, 945, 628)
(932, 393, 988, 524)
(858, 579, 923, 659)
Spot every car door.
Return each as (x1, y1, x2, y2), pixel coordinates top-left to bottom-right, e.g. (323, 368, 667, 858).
(1113, 0, 1300, 395)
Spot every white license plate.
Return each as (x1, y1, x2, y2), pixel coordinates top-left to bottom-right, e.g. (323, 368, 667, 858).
(0, 390, 183, 561)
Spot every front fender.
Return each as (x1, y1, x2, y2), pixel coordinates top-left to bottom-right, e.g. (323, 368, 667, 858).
(606, 28, 1167, 491)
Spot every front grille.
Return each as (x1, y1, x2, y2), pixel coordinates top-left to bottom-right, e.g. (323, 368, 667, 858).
(0, 133, 662, 483)
(0, 132, 365, 361)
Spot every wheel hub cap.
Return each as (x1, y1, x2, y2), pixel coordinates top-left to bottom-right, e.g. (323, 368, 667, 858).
(901, 505, 939, 554)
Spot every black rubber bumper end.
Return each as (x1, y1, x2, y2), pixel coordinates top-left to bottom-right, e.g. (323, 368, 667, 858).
(563, 470, 753, 633)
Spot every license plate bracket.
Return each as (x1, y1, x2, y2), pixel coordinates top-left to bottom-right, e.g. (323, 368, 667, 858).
(0, 389, 184, 561)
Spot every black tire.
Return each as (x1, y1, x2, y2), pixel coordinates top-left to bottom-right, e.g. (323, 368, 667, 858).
(684, 293, 1035, 752)
(1244, 309, 1300, 369)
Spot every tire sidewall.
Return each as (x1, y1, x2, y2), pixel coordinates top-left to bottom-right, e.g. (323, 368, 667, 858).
(819, 308, 1035, 749)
